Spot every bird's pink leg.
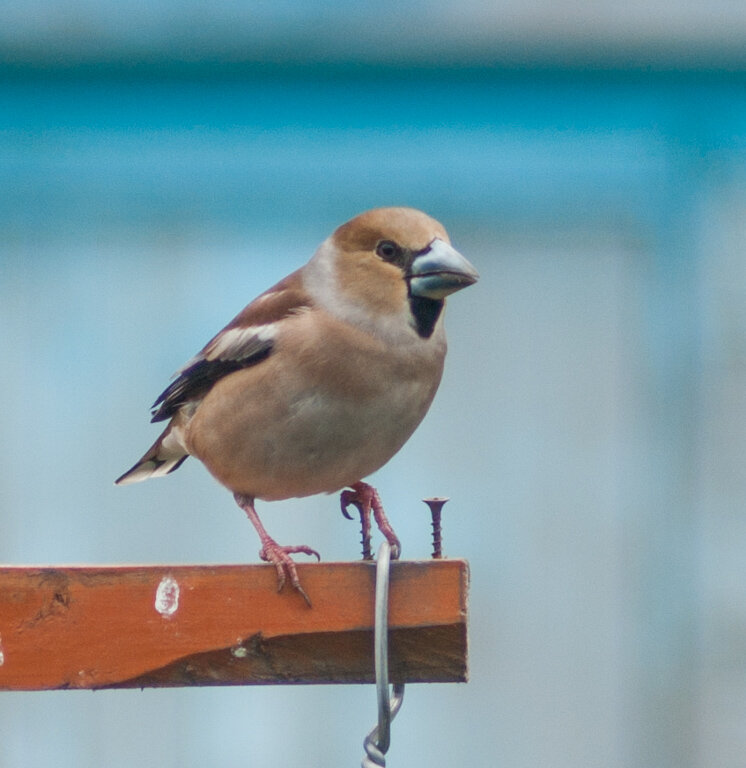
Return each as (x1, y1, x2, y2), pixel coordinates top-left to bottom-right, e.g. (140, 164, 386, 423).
(234, 493, 320, 606)
(340, 481, 401, 560)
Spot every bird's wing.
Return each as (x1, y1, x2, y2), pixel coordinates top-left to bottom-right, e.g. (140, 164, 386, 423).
(150, 269, 312, 422)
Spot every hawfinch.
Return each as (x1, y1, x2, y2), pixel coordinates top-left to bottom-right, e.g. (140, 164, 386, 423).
(116, 207, 478, 603)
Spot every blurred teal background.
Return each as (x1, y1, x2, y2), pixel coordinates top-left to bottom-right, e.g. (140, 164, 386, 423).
(2, 3, 746, 767)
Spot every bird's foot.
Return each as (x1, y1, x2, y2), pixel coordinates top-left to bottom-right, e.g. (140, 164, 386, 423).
(234, 492, 320, 606)
(340, 481, 401, 560)
(259, 539, 321, 607)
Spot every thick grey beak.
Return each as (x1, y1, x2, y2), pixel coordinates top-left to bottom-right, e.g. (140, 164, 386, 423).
(408, 238, 479, 300)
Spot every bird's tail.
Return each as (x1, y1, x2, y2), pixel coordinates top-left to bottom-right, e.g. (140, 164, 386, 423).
(115, 423, 189, 485)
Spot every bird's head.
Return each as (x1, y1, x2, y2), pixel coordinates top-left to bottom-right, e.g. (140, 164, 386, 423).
(309, 207, 479, 339)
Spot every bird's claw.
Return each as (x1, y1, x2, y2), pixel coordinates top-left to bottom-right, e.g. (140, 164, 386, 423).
(340, 482, 401, 561)
(341, 488, 373, 559)
(339, 489, 360, 520)
(259, 541, 320, 607)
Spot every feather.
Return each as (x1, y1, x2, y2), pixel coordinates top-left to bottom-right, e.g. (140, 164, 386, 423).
(150, 271, 314, 423)
(115, 422, 189, 484)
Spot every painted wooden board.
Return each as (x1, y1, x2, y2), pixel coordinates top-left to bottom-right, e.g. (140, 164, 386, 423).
(0, 560, 468, 690)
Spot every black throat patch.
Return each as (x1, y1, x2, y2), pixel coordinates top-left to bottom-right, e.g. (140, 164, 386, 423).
(408, 295, 444, 338)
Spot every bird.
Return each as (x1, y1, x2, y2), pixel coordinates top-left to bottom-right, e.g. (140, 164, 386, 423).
(116, 207, 478, 604)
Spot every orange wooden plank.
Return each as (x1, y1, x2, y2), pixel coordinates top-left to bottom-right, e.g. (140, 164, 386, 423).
(0, 560, 468, 690)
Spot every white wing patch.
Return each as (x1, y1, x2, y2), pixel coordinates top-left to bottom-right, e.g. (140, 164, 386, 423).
(173, 323, 278, 376)
(204, 323, 278, 361)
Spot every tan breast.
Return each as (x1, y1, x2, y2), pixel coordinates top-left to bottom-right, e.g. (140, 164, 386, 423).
(184, 309, 445, 500)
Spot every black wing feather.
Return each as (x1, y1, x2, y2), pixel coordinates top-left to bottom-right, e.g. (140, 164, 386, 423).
(150, 339, 273, 423)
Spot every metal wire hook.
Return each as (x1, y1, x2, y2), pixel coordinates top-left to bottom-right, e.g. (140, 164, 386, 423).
(361, 540, 405, 767)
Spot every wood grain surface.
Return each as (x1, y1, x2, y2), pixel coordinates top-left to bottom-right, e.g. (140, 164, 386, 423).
(0, 560, 468, 690)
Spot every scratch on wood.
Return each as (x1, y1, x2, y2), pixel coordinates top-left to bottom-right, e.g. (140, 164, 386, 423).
(23, 575, 71, 629)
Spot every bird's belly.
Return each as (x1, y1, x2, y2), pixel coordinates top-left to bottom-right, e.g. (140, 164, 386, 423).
(185, 369, 437, 500)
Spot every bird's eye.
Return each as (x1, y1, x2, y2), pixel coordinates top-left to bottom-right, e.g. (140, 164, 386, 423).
(376, 240, 399, 261)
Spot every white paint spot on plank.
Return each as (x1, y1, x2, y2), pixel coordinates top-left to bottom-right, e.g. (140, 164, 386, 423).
(0, 634, 4, 666)
(154, 575, 180, 617)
